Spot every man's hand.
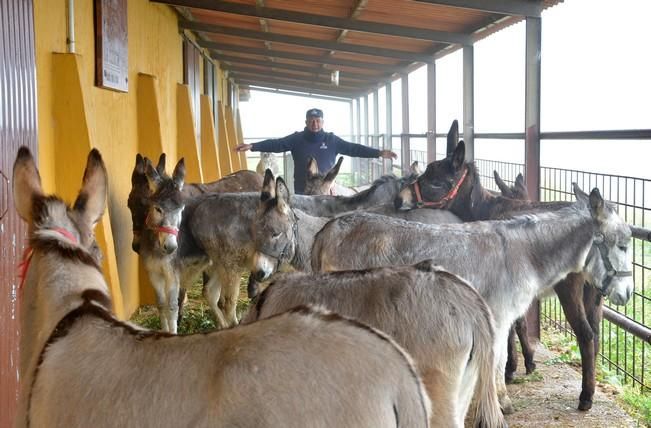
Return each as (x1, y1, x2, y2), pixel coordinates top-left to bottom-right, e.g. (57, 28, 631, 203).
(379, 150, 398, 160)
(235, 144, 252, 152)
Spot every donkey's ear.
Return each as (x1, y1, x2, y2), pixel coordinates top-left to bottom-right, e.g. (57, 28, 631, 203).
(156, 153, 167, 176)
(446, 119, 459, 156)
(307, 157, 319, 178)
(572, 182, 589, 204)
(324, 157, 344, 183)
(588, 188, 606, 220)
(144, 158, 162, 193)
(275, 177, 291, 214)
(514, 173, 529, 199)
(131, 154, 146, 186)
(409, 161, 422, 175)
(451, 140, 465, 171)
(73, 148, 108, 229)
(261, 169, 276, 202)
(172, 158, 185, 191)
(493, 170, 510, 195)
(12, 146, 44, 222)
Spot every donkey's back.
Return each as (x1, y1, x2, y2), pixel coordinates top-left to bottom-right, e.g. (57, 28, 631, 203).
(243, 261, 504, 428)
(32, 305, 430, 428)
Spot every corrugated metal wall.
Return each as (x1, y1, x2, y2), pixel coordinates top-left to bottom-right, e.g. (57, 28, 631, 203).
(0, 0, 38, 426)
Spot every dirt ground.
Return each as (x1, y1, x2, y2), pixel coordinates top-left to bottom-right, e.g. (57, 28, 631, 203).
(504, 343, 640, 427)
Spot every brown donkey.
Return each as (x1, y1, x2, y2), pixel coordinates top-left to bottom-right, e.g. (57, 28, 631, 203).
(13, 146, 432, 428)
(243, 260, 506, 428)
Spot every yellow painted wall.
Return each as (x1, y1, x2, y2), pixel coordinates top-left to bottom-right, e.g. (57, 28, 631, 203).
(33, 0, 189, 317)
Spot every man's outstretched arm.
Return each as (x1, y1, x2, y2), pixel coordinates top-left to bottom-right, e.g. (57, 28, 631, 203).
(334, 135, 397, 160)
(235, 133, 298, 153)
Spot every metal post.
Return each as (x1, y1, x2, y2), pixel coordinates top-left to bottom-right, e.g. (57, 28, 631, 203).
(427, 61, 437, 163)
(401, 73, 410, 173)
(373, 88, 380, 179)
(463, 45, 474, 161)
(348, 100, 354, 145)
(525, 16, 542, 341)
(355, 97, 361, 183)
(363, 93, 370, 183)
(385, 82, 393, 174)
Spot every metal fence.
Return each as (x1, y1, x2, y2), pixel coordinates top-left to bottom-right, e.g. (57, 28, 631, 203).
(476, 158, 651, 393)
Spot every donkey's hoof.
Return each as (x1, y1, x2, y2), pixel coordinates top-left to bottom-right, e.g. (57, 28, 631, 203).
(578, 399, 593, 411)
(505, 372, 515, 384)
(500, 396, 515, 415)
(525, 361, 537, 374)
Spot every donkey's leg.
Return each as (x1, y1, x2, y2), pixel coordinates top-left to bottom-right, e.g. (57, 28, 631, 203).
(583, 283, 603, 362)
(147, 269, 171, 332)
(167, 280, 180, 334)
(555, 273, 595, 411)
(219, 269, 242, 327)
(421, 367, 462, 428)
(515, 315, 536, 375)
(202, 267, 229, 329)
(493, 325, 514, 414)
(505, 324, 518, 383)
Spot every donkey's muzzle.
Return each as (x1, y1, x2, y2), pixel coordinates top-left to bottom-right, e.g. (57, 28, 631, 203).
(247, 275, 260, 299)
(132, 240, 141, 254)
(252, 269, 269, 283)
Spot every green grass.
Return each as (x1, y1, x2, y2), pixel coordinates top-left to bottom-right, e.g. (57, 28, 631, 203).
(130, 274, 252, 335)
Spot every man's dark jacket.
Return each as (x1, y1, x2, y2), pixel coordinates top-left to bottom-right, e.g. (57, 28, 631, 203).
(251, 128, 381, 194)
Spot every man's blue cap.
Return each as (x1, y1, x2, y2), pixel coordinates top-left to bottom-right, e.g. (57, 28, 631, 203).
(306, 108, 323, 119)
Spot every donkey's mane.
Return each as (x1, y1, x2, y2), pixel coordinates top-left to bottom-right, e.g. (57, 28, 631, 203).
(29, 233, 102, 274)
(341, 174, 409, 203)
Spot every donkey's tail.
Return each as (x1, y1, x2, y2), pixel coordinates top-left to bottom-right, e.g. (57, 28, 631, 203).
(470, 302, 507, 428)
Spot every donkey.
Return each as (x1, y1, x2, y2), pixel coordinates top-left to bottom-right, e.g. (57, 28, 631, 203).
(311, 189, 633, 415)
(396, 140, 612, 410)
(304, 156, 423, 197)
(243, 260, 505, 428)
(255, 152, 281, 176)
(12, 146, 432, 428)
(250, 170, 461, 286)
(128, 153, 262, 254)
(132, 161, 425, 332)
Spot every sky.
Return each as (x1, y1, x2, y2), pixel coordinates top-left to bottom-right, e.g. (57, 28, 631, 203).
(239, 0, 651, 179)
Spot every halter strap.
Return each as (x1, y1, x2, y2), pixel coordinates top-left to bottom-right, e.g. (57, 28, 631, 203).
(592, 234, 633, 297)
(413, 167, 468, 208)
(18, 228, 78, 292)
(145, 211, 179, 236)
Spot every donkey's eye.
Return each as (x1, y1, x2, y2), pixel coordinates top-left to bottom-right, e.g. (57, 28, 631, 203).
(272, 232, 282, 239)
(618, 245, 628, 252)
(154, 206, 163, 215)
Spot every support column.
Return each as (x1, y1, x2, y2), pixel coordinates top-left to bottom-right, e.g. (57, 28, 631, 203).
(355, 97, 361, 183)
(401, 73, 410, 173)
(385, 82, 393, 174)
(363, 93, 370, 182)
(525, 16, 542, 341)
(427, 61, 437, 163)
(463, 45, 475, 161)
(373, 88, 380, 179)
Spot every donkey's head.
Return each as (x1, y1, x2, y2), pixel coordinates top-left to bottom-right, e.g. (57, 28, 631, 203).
(251, 170, 298, 282)
(128, 153, 166, 253)
(140, 158, 185, 256)
(303, 156, 344, 195)
(574, 185, 633, 306)
(494, 171, 529, 200)
(395, 140, 469, 210)
(13, 146, 108, 284)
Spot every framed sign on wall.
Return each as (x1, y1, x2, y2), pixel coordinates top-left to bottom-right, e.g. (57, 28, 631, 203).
(94, 0, 128, 92)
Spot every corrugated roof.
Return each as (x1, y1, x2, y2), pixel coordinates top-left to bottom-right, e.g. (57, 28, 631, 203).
(154, 0, 563, 99)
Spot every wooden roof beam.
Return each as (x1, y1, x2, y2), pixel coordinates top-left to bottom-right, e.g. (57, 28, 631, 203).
(219, 60, 381, 82)
(234, 78, 359, 98)
(201, 41, 405, 73)
(181, 20, 435, 63)
(412, 0, 543, 18)
(154, 0, 472, 44)
(228, 71, 367, 92)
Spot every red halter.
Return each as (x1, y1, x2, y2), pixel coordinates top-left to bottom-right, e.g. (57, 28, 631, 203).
(145, 212, 179, 236)
(18, 227, 79, 291)
(413, 167, 468, 208)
